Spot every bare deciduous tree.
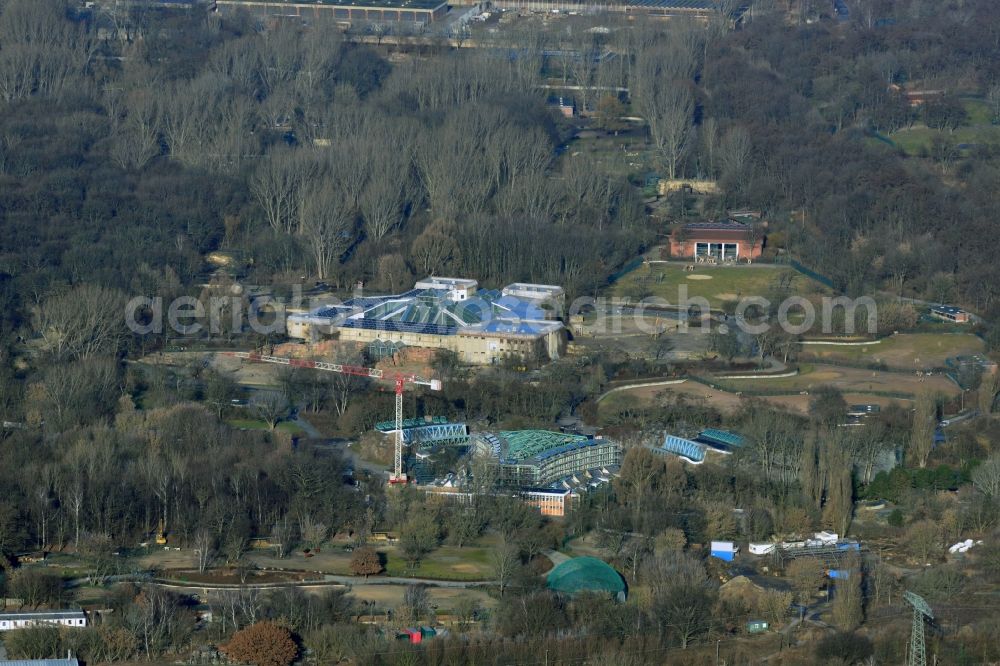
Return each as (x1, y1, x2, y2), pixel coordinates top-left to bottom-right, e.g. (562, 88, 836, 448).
(973, 454, 1000, 497)
(250, 391, 288, 430)
(360, 166, 404, 242)
(910, 391, 937, 468)
(299, 181, 355, 280)
(193, 528, 215, 573)
(33, 284, 128, 361)
(719, 125, 752, 191)
(251, 150, 314, 236)
(491, 538, 520, 598)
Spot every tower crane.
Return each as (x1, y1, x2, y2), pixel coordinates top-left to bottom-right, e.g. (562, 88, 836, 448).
(224, 351, 442, 484)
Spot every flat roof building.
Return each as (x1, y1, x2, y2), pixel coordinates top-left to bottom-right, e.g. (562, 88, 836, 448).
(0, 610, 87, 632)
(930, 305, 970, 323)
(216, 0, 450, 24)
(670, 220, 764, 263)
(492, 0, 719, 20)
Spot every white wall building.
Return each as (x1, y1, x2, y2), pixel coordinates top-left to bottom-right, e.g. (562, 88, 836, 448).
(0, 610, 87, 631)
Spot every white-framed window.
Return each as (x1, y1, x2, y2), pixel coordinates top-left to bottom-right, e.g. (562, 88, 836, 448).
(695, 242, 740, 260)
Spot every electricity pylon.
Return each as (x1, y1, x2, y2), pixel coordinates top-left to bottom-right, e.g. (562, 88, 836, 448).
(904, 590, 933, 666)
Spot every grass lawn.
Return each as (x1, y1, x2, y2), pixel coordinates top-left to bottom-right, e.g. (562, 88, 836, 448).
(608, 264, 824, 309)
(384, 546, 494, 581)
(887, 100, 1000, 155)
(800, 333, 983, 369)
(963, 97, 994, 125)
(560, 126, 654, 180)
(225, 418, 306, 434)
(889, 125, 1000, 154)
(712, 363, 958, 398)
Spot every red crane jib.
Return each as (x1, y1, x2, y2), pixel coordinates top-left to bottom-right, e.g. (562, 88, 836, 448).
(233, 352, 428, 388)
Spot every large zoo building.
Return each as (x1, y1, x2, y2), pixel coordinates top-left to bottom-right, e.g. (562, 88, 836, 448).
(287, 277, 566, 365)
(474, 430, 622, 487)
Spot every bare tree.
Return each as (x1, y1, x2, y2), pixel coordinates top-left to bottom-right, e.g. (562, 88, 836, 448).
(411, 223, 459, 276)
(271, 516, 294, 559)
(327, 351, 367, 417)
(972, 454, 1000, 497)
(979, 371, 1000, 416)
(250, 391, 288, 430)
(250, 149, 311, 235)
(299, 513, 328, 550)
(0, 0, 89, 103)
(910, 392, 937, 468)
(110, 90, 161, 171)
(853, 420, 892, 485)
(719, 125, 752, 192)
(32, 284, 128, 361)
(299, 181, 355, 280)
(193, 529, 215, 573)
(159, 74, 225, 168)
(989, 83, 1000, 125)
(491, 538, 520, 598)
(360, 165, 404, 242)
(641, 81, 695, 180)
(26, 357, 120, 431)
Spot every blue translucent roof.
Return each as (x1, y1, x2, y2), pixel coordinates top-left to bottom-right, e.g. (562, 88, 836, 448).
(476, 319, 555, 336)
(697, 429, 746, 449)
(302, 282, 564, 339)
(657, 434, 705, 462)
(492, 295, 547, 320)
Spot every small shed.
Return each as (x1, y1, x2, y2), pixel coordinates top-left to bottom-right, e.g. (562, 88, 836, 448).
(749, 542, 775, 555)
(747, 619, 769, 634)
(710, 541, 739, 562)
(399, 628, 422, 644)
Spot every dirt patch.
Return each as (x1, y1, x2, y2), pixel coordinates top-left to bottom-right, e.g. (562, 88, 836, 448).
(607, 382, 748, 413)
(686, 274, 713, 280)
(348, 585, 496, 612)
(163, 568, 314, 584)
(767, 393, 910, 414)
(803, 370, 843, 381)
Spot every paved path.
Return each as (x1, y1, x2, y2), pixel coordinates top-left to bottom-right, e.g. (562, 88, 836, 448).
(543, 549, 571, 568)
(153, 574, 492, 591)
(69, 572, 493, 592)
(596, 378, 688, 402)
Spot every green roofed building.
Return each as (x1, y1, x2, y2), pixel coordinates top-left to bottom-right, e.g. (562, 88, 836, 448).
(547, 557, 626, 601)
(474, 430, 621, 488)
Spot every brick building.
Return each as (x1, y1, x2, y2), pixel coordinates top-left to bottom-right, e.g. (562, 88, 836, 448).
(669, 220, 764, 263)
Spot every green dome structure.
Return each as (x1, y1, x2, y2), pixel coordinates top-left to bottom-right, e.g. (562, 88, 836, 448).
(547, 557, 627, 601)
